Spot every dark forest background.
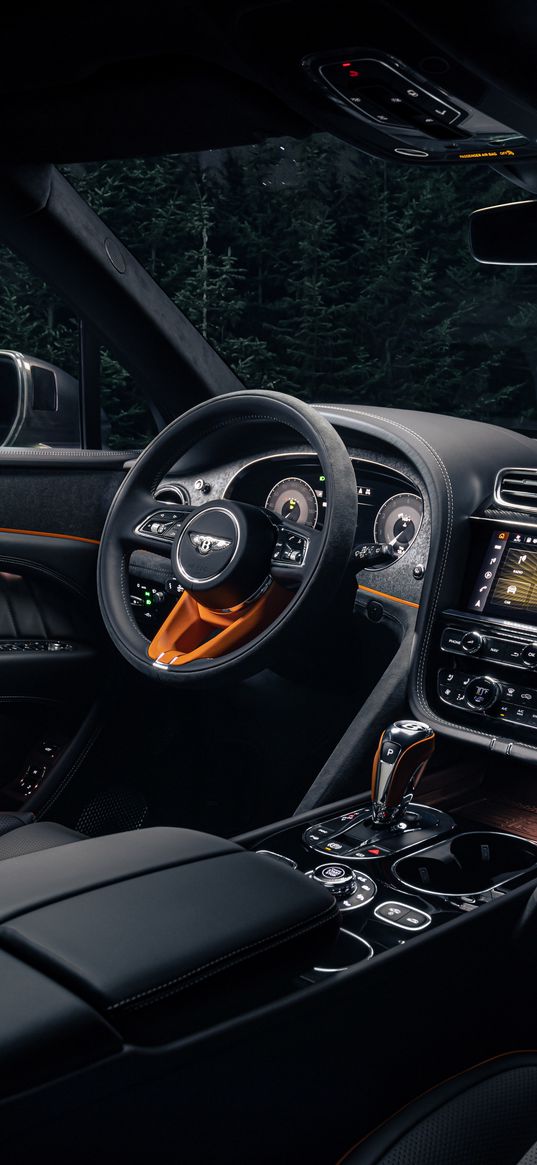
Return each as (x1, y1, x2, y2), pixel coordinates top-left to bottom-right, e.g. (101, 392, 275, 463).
(0, 133, 536, 446)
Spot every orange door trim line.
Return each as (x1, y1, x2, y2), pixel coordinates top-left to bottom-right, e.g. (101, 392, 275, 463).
(0, 526, 100, 545)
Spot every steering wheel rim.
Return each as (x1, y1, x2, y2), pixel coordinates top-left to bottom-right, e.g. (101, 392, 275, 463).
(97, 390, 358, 686)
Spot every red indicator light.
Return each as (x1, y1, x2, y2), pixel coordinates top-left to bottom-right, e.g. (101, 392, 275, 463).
(349, 70, 360, 77)
(341, 61, 352, 67)
(367, 847, 381, 855)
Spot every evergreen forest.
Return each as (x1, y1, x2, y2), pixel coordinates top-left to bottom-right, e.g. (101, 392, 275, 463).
(0, 134, 536, 446)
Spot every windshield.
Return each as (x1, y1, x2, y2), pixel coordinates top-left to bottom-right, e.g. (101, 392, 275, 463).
(67, 135, 537, 431)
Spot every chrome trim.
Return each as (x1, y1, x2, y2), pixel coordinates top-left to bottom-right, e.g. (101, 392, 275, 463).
(373, 901, 431, 932)
(134, 505, 186, 542)
(372, 490, 424, 557)
(392, 830, 537, 899)
(273, 530, 310, 570)
(224, 450, 418, 507)
(313, 928, 374, 972)
(493, 467, 537, 514)
(306, 802, 438, 860)
(257, 850, 298, 869)
(174, 507, 240, 585)
(265, 474, 319, 528)
(155, 481, 190, 504)
(471, 515, 537, 530)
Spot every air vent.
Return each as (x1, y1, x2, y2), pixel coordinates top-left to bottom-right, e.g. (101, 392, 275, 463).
(495, 469, 537, 512)
(154, 481, 190, 505)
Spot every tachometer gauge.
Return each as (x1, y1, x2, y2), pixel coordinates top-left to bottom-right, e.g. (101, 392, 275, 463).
(373, 492, 423, 558)
(265, 477, 319, 528)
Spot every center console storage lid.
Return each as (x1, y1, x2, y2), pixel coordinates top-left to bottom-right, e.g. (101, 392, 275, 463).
(0, 828, 338, 1019)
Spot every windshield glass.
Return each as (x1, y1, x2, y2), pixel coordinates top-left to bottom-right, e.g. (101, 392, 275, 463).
(67, 135, 537, 431)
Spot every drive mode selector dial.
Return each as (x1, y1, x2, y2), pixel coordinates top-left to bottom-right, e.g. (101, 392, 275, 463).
(313, 863, 358, 900)
(464, 675, 501, 712)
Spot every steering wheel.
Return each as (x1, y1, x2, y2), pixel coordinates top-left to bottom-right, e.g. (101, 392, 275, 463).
(97, 391, 358, 685)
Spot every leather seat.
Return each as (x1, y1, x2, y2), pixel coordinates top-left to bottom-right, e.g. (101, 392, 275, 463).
(0, 820, 83, 860)
(339, 1053, 537, 1164)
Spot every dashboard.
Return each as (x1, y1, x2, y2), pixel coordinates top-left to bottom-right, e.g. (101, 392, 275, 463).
(226, 454, 424, 563)
(130, 399, 537, 764)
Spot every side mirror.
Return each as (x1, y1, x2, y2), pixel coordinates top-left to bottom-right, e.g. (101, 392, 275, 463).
(469, 199, 537, 265)
(0, 351, 80, 447)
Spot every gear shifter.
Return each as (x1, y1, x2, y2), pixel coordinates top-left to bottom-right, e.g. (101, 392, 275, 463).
(371, 720, 435, 827)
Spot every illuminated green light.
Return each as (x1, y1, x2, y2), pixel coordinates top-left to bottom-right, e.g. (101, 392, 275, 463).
(145, 599, 152, 606)
(319, 475, 326, 482)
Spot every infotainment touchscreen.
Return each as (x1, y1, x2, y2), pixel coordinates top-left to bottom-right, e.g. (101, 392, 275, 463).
(468, 529, 537, 622)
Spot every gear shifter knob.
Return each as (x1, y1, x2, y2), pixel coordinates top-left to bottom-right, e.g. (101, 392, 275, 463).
(371, 720, 435, 826)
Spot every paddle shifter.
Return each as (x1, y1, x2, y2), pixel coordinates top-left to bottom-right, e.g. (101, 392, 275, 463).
(371, 720, 436, 827)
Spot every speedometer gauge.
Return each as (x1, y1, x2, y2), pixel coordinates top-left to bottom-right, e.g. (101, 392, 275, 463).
(265, 477, 319, 528)
(373, 492, 423, 558)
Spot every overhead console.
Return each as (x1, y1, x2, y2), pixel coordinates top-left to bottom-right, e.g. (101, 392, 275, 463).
(302, 51, 535, 165)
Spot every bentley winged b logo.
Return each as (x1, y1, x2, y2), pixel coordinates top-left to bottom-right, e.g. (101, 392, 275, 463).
(189, 532, 232, 556)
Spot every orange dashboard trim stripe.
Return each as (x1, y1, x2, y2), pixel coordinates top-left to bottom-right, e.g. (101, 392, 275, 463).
(357, 583, 419, 609)
(0, 527, 100, 546)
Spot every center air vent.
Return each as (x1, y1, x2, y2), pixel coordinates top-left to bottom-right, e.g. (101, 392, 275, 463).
(495, 469, 537, 512)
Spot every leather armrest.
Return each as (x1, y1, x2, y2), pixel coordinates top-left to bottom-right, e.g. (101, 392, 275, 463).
(0, 828, 338, 1023)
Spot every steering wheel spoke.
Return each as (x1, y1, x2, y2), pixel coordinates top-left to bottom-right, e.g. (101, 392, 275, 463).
(270, 521, 322, 584)
(147, 582, 290, 668)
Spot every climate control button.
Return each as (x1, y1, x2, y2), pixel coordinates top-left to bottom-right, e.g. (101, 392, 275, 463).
(464, 676, 501, 712)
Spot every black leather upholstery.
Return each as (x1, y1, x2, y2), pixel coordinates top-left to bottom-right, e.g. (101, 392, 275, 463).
(0, 827, 338, 1022)
(0, 820, 83, 860)
(341, 1053, 537, 1165)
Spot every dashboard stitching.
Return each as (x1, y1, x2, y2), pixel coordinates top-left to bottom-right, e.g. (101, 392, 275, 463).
(314, 404, 512, 747)
(149, 414, 305, 496)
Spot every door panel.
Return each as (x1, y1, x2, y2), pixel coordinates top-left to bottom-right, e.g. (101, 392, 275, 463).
(0, 451, 132, 809)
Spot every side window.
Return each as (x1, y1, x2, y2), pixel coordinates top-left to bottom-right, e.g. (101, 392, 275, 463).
(0, 245, 157, 450)
(100, 347, 158, 450)
(0, 243, 81, 448)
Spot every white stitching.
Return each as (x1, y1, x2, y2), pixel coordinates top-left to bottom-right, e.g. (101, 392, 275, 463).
(108, 901, 337, 1012)
(313, 405, 531, 750)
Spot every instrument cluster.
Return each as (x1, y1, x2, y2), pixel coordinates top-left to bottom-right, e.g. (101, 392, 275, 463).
(226, 455, 423, 567)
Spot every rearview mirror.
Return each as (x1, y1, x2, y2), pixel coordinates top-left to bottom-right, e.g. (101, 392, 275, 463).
(469, 199, 537, 265)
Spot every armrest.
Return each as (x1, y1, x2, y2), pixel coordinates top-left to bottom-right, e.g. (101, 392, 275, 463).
(0, 828, 338, 1024)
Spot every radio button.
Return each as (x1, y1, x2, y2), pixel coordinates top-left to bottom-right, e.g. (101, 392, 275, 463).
(461, 631, 483, 655)
(501, 642, 525, 665)
(441, 627, 465, 652)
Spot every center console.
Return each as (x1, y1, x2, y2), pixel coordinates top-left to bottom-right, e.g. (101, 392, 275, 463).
(430, 521, 537, 742)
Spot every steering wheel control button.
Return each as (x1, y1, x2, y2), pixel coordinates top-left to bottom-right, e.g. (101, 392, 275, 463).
(461, 631, 483, 655)
(464, 676, 500, 712)
(138, 510, 188, 540)
(272, 529, 308, 567)
(313, 863, 357, 900)
(374, 901, 431, 930)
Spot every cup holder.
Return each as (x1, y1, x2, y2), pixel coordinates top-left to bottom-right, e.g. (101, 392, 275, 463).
(313, 928, 373, 973)
(393, 831, 537, 897)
